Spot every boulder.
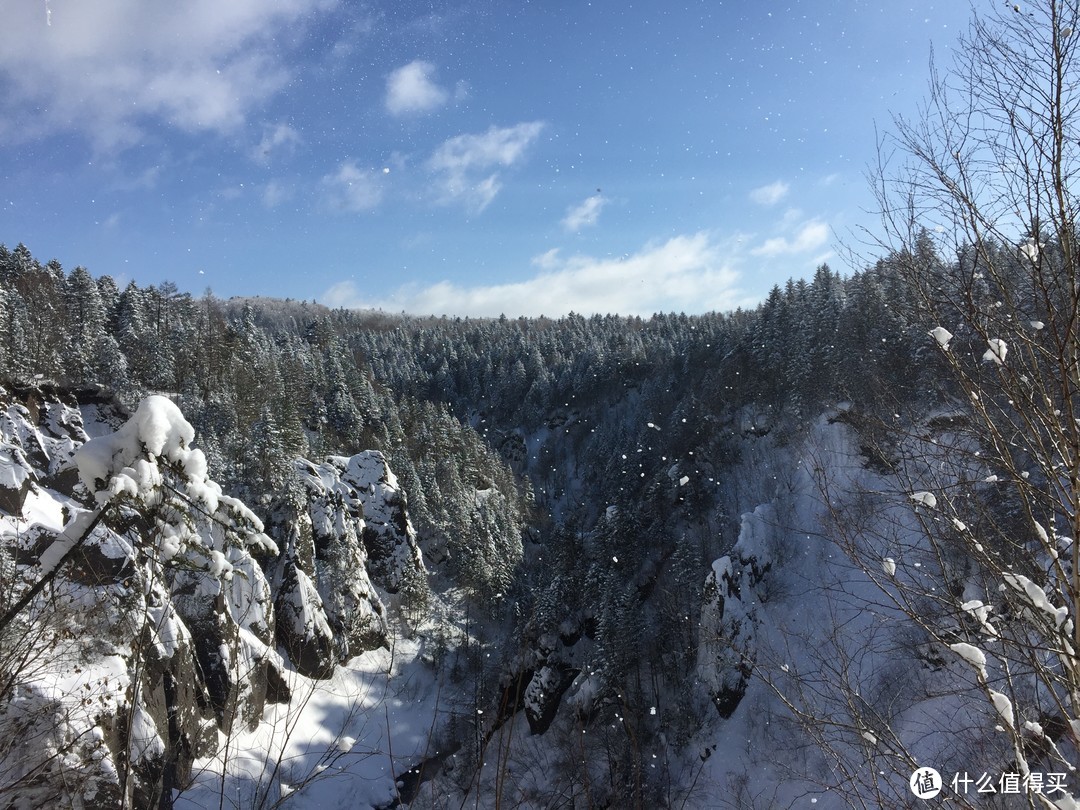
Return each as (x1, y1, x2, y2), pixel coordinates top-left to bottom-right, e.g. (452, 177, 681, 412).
(0, 442, 34, 514)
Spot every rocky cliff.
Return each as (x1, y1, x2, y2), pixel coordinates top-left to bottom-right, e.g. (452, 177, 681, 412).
(0, 383, 426, 808)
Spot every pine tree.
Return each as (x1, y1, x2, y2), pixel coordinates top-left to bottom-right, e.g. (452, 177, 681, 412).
(63, 266, 108, 384)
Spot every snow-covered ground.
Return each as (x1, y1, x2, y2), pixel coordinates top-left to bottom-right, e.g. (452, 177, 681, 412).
(6, 387, 1079, 808)
(175, 632, 446, 810)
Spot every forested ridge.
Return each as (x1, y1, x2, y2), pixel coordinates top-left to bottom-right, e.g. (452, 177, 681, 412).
(0, 238, 941, 491)
(0, 237, 940, 638)
(9, 0, 1080, 803)
(1, 224, 1075, 808)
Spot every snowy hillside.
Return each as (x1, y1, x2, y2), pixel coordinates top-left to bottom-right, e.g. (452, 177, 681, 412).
(6, 379, 1075, 809)
(0, 385, 441, 807)
(5, 210, 1080, 809)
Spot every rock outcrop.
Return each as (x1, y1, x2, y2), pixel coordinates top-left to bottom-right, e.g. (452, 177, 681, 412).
(696, 504, 773, 719)
(0, 384, 425, 807)
(0, 386, 225, 807)
(268, 453, 427, 678)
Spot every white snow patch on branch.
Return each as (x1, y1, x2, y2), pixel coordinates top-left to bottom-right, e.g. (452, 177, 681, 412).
(949, 642, 988, 681)
(989, 689, 1014, 728)
(1019, 237, 1043, 261)
(73, 396, 277, 568)
(1003, 572, 1069, 628)
(961, 600, 998, 637)
(37, 508, 103, 574)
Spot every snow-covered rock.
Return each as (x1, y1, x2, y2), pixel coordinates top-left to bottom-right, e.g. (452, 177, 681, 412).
(0, 386, 284, 806)
(0, 384, 100, 512)
(0, 441, 34, 513)
(274, 560, 337, 679)
(329, 451, 425, 595)
(268, 451, 425, 676)
(523, 663, 578, 734)
(696, 505, 774, 718)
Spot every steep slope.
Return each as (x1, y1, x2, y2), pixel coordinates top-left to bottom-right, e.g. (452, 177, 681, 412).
(0, 384, 429, 808)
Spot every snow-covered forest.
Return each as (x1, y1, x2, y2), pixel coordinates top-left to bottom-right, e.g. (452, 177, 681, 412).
(5, 2, 1080, 808)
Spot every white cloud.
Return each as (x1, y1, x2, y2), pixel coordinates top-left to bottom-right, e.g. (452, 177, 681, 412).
(562, 194, 608, 232)
(0, 0, 328, 151)
(321, 232, 743, 317)
(750, 180, 790, 206)
(468, 174, 502, 212)
(109, 165, 162, 192)
(532, 248, 562, 270)
(262, 180, 291, 208)
(430, 122, 545, 173)
(427, 122, 545, 212)
(385, 60, 449, 115)
(752, 220, 830, 257)
(252, 123, 302, 162)
(320, 161, 385, 213)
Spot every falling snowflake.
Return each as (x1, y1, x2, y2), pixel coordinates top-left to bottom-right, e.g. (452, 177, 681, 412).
(911, 491, 938, 509)
(1019, 237, 1043, 261)
(983, 338, 1007, 365)
(929, 326, 953, 349)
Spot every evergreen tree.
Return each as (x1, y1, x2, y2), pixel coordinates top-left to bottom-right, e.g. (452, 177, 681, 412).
(63, 266, 108, 384)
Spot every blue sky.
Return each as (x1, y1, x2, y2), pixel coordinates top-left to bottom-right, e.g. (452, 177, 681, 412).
(0, 0, 974, 317)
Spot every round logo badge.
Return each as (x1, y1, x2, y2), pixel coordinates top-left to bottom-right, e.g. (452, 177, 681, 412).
(910, 767, 943, 799)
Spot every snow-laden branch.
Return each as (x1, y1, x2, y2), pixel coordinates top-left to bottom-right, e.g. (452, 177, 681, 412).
(75, 395, 278, 568)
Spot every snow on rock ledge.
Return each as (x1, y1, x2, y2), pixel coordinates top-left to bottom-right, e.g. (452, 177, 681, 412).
(0, 387, 229, 807)
(0, 441, 34, 514)
(696, 504, 774, 718)
(328, 451, 425, 594)
(268, 451, 426, 677)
